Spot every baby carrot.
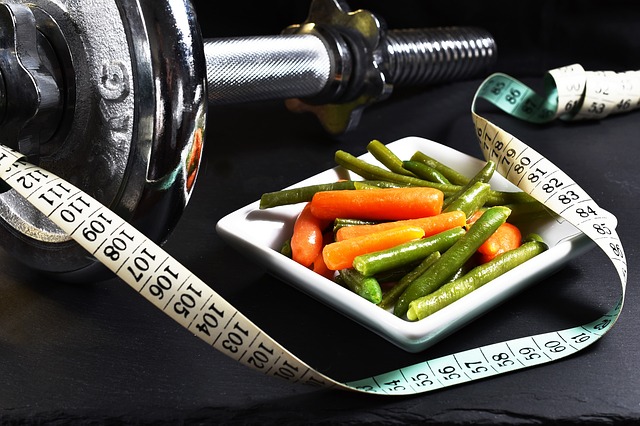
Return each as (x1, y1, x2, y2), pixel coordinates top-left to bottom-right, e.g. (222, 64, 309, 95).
(311, 232, 335, 279)
(335, 210, 466, 241)
(310, 187, 444, 221)
(477, 222, 522, 263)
(322, 226, 426, 271)
(291, 203, 330, 268)
(467, 209, 523, 263)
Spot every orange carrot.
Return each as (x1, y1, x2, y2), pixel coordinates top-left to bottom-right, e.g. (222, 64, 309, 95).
(335, 210, 466, 241)
(291, 203, 330, 267)
(466, 209, 522, 263)
(322, 226, 426, 271)
(466, 209, 485, 227)
(310, 187, 444, 221)
(311, 232, 335, 279)
(477, 222, 522, 263)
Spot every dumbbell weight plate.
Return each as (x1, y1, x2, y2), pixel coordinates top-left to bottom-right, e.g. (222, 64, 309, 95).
(0, 0, 206, 280)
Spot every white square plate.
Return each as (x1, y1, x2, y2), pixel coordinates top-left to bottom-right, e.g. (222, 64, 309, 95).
(216, 137, 593, 352)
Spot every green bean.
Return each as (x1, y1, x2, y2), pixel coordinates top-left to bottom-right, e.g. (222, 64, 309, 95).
(504, 201, 554, 223)
(443, 181, 491, 218)
(485, 190, 537, 206)
(352, 227, 465, 277)
(401, 161, 451, 184)
(406, 238, 548, 320)
(447, 258, 476, 283)
(353, 180, 405, 189)
(338, 268, 383, 304)
(394, 206, 511, 317)
(372, 260, 424, 284)
(410, 151, 470, 185)
(443, 161, 496, 209)
(351, 182, 382, 190)
(280, 239, 292, 257)
(367, 140, 416, 177)
(334, 150, 460, 196)
(378, 252, 441, 311)
(259, 181, 356, 209)
(332, 218, 377, 233)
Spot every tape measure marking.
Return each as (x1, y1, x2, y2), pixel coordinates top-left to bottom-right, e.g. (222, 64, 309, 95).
(0, 64, 630, 395)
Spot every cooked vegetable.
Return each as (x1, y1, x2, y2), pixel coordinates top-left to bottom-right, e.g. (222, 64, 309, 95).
(352, 227, 466, 277)
(443, 181, 491, 218)
(485, 190, 537, 206)
(291, 203, 330, 267)
(378, 251, 441, 311)
(468, 209, 523, 263)
(333, 218, 377, 233)
(406, 236, 548, 320)
(260, 181, 356, 209)
(334, 150, 460, 195)
(410, 151, 470, 185)
(280, 239, 292, 257)
(310, 187, 444, 221)
(258, 142, 548, 321)
(339, 268, 383, 304)
(504, 201, 552, 223)
(394, 206, 511, 317)
(477, 223, 522, 263)
(443, 161, 496, 209)
(335, 211, 466, 242)
(311, 232, 335, 279)
(336, 150, 536, 205)
(367, 139, 416, 177)
(353, 180, 405, 189)
(402, 160, 451, 184)
(322, 226, 426, 271)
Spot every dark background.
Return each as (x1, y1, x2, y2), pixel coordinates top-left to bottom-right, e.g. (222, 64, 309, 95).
(1, 1, 639, 424)
(195, 0, 640, 74)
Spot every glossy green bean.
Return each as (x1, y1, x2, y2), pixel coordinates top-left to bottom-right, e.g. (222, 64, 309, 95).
(367, 140, 416, 177)
(402, 161, 451, 184)
(406, 238, 548, 320)
(259, 181, 356, 209)
(352, 227, 465, 277)
(485, 190, 537, 206)
(353, 180, 404, 189)
(443, 181, 491, 218)
(339, 268, 383, 304)
(334, 150, 460, 196)
(378, 251, 441, 311)
(332, 218, 377, 233)
(410, 151, 470, 185)
(504, 201, 553, 223)
(443, 161, 496, 209)
(394, 206, 511, 317)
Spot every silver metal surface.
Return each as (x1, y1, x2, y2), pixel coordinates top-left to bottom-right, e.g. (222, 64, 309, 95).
(0, 3, 64, 159)
(382, 27, 496, 87)
(205, 34, 332, 104)
(0, 0, 206, 280)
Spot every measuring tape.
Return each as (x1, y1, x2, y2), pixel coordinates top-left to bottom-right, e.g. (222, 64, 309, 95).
(0, 64, 632, 395)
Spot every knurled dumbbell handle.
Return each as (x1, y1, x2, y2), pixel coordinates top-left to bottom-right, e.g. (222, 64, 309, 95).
(203, 27, 496, 107)
(204, 34, 332, 105)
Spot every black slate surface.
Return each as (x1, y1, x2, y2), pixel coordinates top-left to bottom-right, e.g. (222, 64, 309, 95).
(1, 1, 639, 424)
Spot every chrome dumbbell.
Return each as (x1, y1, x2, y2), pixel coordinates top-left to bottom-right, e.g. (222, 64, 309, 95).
(0, 0, 496, 280)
